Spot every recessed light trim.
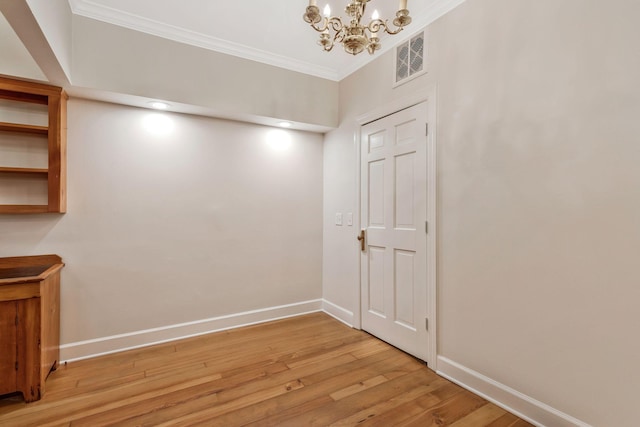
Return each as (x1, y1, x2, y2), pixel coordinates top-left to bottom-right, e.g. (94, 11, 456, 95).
(149, 101, 170, 110)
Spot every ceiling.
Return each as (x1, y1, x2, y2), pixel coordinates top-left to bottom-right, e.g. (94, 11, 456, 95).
(0, 0, 465, 131)
(68, 0, 466, 81)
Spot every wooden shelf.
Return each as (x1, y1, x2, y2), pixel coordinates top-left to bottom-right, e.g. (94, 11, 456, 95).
(0, 75, 67, 214)
(0, 205, 50, 214)
(0, 89, 48, 105)
(0, 167, 48, 175)
(0, 122, 49, 135)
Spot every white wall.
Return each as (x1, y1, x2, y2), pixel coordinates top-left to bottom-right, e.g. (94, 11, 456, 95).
(323, 0, 640, 426)
(0, 98, 323, 358)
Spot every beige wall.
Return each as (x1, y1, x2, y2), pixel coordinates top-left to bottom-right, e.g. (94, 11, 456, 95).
(324, 0, 640, 426)
(0, 98, 323, 349)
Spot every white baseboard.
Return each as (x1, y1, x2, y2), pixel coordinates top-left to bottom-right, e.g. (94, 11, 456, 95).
(60, 299, 323, 362)
(436, 356, 592, 427)
(321, 299, 355, 327)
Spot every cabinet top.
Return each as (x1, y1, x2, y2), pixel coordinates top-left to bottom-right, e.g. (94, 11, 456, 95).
(0, 254, 64, 286)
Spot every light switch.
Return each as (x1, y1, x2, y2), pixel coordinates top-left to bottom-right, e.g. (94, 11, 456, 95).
(335, 212, 343, 226)
(346, 212, 353, 226)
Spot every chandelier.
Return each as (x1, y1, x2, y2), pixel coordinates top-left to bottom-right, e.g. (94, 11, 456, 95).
(303, 0, 412, 55)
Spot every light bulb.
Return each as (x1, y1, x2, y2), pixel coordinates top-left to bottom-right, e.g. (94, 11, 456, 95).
(372, 9, 379, 20)
(323, 4, 331, 17)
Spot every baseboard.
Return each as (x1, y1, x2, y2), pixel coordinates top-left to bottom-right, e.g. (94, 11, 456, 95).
(321, 299, 355, 327)
(60, 299, 323, 362)
(436, 356, 592, 427)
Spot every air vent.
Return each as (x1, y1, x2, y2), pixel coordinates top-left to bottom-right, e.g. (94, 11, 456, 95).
(395, 31, 426, 86)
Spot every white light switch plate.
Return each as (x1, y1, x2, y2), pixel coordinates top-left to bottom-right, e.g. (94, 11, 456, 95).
(346, 212, 353, 226)
(335, 212, 343, 226)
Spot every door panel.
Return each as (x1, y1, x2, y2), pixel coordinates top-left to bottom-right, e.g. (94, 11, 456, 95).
(360, 102, 429, 361)
(368, 160, 385, 227)
(367, 246, 386, 316)
(395, 152, 416, 228)
(394, 249, 416, 327)
(0, 301, 17, 395)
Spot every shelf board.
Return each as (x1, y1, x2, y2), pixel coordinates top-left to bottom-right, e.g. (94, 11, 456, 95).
(0, 122, 48, 135)
(0, 89, 48, 105)
(0, 205, 49, 214)
(0, 167, 48, 175)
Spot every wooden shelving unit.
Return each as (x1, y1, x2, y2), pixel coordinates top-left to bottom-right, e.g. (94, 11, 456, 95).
(0, 75, 67, 214)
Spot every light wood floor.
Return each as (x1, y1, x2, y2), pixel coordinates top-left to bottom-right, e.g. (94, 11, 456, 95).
(0, 312, 532, 426)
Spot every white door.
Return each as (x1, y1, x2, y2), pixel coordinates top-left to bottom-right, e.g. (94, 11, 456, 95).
(360, 102, 430, 362)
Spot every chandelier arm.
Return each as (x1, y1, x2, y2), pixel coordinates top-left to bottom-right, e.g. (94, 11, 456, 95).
(367, 20, 404, 36)
(383, 23, 405, 36)
(367, 19, 385, 34)
(333, 28, 347, 44)
(327, 17, 344, 33)
(311, 17, 329, 33)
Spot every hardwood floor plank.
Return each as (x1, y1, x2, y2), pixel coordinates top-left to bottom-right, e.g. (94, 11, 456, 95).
(190, 346, 426, 427)
(0, 313, 534, 427)
(1, 372, 225, 427)
(68, 381, 220, 427)
(353, 380, 464, 427)
(396, 390, 488, 427)
(154, 379, 306, 426)
(450, 402, 511, 426)
(329, 374, 388, 401)
(273, 368, 446, 427)
(327, 377, 450, 426)
(487, 412, 534, 427)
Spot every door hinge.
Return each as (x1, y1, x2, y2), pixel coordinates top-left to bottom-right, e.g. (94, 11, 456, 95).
(15, 315, 18, 326)
(15, 361, 18, 371)
(425, 221, 428, 234)
(425, 318, 429, 331)
(425, 123, 429, 136)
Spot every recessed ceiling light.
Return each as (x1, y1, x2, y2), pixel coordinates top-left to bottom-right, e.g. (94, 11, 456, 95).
(148, 101, 170, 110)
(278, 121, 293, 128)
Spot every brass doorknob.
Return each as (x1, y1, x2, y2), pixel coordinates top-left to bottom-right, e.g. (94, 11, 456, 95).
(357, 229, 366, 252)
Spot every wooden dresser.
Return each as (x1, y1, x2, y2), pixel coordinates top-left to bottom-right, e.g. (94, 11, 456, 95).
(0, 255, 63, 402)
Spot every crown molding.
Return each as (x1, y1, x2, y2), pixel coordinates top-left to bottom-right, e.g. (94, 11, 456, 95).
(68, 0, 467, 83)
(68, 0, 340, 81)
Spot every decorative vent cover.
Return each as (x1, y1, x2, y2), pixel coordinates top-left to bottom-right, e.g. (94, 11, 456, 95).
(395, 32, 425, 85)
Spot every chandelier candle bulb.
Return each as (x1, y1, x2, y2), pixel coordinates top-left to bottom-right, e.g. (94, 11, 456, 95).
(399, 0, 408, 10)
(371, 10, 379, 36)
(323, 4, 331, 17)
(309, 0, 316, 5)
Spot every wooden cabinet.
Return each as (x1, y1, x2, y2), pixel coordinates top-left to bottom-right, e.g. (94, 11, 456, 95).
(0, 75, 67, 214)
(0, 255, 63, 402)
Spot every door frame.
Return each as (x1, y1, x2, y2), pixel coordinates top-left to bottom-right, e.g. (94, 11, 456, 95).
(354, 87, 437, 368)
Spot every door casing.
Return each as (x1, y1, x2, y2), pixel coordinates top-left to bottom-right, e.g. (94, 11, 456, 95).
(354, 87, 437, 368)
